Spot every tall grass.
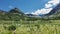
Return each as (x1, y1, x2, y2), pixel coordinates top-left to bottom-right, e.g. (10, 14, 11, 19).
(0, 20, 60, 34)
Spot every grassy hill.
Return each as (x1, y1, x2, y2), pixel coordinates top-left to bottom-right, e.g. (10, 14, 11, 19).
(0, 8, 27, 21)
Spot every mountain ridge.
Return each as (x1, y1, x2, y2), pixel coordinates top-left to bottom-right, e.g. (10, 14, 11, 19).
(0, 3, 60, 21)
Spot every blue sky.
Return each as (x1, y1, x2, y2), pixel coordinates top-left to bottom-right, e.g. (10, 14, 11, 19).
(0, 0, 50, 12)
(0, 0, 59, 15)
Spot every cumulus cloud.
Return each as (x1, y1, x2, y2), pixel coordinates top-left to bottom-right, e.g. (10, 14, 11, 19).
(45, 3, 52, 8)
(32, 0, 60, 15)
(48, 0, 59, 5)
(45, 0, 59, 8)
(32, 8, 52, 15)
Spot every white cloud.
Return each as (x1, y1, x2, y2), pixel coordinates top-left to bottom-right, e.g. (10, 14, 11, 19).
(45, 3, 52, 8)
(31, 0, 60, 15)
(45, 0, 59, 8)
(48, 0, 59, 5)
(32, 8, 52, 15)
(25, 12, 30, 14)
(9, 5, 13, 9)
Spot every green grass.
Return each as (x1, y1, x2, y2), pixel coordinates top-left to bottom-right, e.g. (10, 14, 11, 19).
(0, 20, 60, 34)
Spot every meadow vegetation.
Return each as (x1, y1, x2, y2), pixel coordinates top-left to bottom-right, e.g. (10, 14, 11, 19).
(0, 8, 60, 34)
(0, 20, 60, 34)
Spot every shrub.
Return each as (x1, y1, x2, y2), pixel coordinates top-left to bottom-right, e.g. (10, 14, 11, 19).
(8, 25, 16, 31)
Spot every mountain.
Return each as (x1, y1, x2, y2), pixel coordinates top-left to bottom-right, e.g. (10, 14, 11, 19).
(0, 8, 27, 21)
(43, 3, 60, 19)
(26, 14, 38, 17)
(9, 8, 24, 14)
(0, 8, 41, 21)
(38, 3, 60, 17)
(0, 4, 60, 21)
(46, 3, 60, 16)
(0, 10, 6, 14)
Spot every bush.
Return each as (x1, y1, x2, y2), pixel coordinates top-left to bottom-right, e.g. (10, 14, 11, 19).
(8, 25, 16, 31)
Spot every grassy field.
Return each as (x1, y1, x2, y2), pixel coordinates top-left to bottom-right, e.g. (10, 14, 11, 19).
(0, 20, 60, 34)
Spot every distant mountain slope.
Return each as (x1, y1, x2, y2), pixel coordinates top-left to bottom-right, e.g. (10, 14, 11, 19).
(26, 14, 38, 17)
(25, 3, 60, 19)
(0, 8, 27, 21)
(0, 4, 60, 21)
(43, 3, 60, 19)
(46, 3, 60, 16)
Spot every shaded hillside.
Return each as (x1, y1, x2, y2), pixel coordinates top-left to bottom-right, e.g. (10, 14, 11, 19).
(43, 3, 60, 19)
(0, 4, 60, 21)
(47, 3, 60, 16)
(0, 8, 27, 21)
(0, 8, 40, 21)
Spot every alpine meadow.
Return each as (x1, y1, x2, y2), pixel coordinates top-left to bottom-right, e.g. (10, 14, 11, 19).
(0, 0, 60, 34)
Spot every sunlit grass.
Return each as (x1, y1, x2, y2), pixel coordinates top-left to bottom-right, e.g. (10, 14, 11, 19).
(0, 20, 60, 34)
